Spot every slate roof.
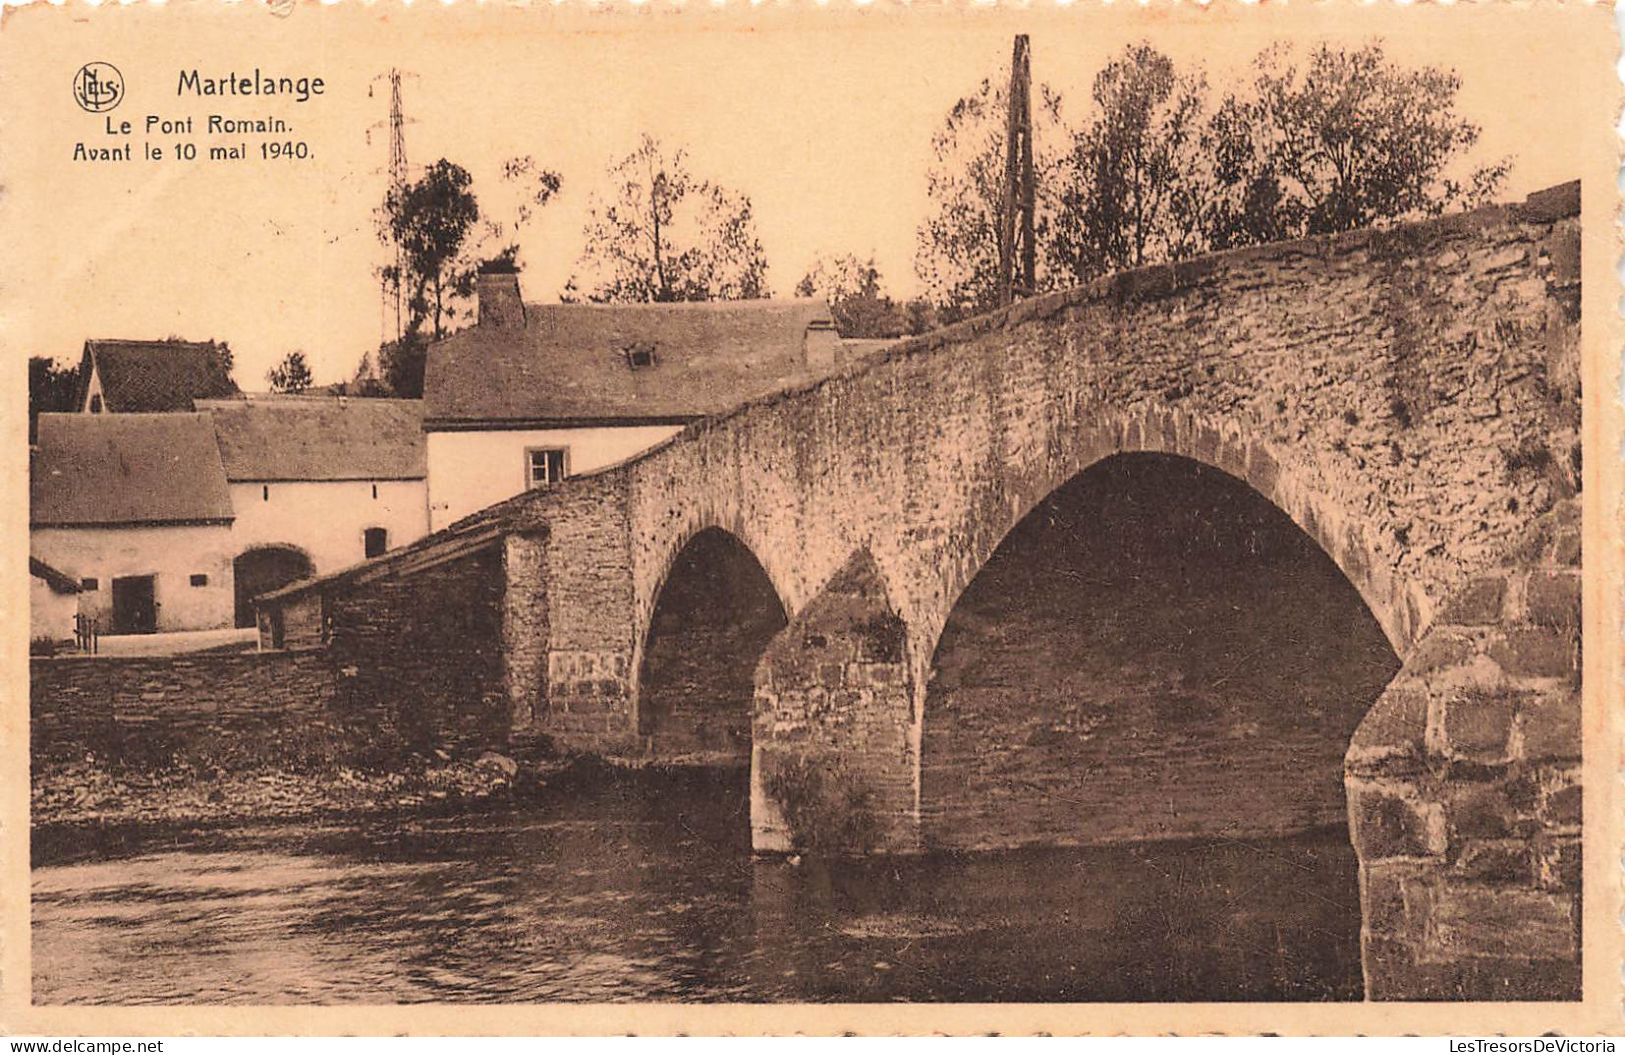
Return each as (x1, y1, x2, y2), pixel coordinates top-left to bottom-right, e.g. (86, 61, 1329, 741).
(30, 413, 234, 526)
(29, 556, 80, 594)
(77, 339, 240, 412)
(423, 299, 837, 426)
(198, 397, 426, 482)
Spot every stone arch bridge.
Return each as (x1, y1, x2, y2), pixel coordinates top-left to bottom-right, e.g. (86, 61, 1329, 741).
(264, 183, 1581, 1000)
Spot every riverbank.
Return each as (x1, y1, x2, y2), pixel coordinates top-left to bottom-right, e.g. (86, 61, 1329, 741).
(30, 750, 741, 866)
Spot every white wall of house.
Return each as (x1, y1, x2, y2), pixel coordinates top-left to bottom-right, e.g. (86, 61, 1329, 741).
(31, 524, 235, 632)
(30, 577, 78, 642)
(426, 425, 683, 531)
(227, 479, 429, 573)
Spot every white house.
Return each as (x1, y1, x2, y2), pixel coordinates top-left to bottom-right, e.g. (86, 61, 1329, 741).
(30, 412, 238, 633)
(29, 557, 81, 643)
(421, 272, 875, 530)
(199, 396, 430, 625)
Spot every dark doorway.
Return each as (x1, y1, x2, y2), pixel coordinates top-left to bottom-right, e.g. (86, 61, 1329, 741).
(638, 528, 787, 762)
(110, 575, 157, 634)
(233, 547, 314, 629)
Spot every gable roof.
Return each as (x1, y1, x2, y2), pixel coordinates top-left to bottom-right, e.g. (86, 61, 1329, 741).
(423, 299, 838, 426)
(198, 397, 426, 482)
(29, 556, 80, 594)
(30, 413, 234, 527)
(77, 339, 240, 412)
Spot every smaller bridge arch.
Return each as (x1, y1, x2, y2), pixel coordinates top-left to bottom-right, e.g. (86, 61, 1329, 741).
(634, 525, 789, 761)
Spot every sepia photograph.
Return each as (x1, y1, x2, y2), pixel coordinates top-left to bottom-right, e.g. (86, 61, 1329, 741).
(1, 0, 1618, 1034)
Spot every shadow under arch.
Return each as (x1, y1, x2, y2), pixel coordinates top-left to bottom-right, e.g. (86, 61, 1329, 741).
(635, 526, 789, 762)
(233, 543, 315, 628)
(918, 451, 1401, 996)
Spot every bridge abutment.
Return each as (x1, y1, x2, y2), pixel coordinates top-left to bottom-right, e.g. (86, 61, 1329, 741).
(1345, 500, 1581, 1000)
(751, 550, 922, 854)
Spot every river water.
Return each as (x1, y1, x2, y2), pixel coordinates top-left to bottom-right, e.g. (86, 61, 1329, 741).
(33, 772, 1363, 1005)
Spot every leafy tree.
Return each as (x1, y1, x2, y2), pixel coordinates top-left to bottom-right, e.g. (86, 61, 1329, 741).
(566, 134, 769, 303)
(795, 254, 908, 339)
(1209, 41, 1507, 246)
(380, 159, 482, 340)
(1051, 44, 1216, 281)
(914, 76, 1066, 322)
(376, 332, 431, 400)
(28, 356, 78, 442)
(266, 351, 314, 394)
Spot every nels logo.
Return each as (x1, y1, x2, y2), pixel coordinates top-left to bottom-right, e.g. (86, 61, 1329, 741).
(73, 62, 124, 113)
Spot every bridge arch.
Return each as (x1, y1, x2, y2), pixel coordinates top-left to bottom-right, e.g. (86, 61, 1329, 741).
(902, 402, 1420, 701)
(916, 447, 1403, 852)
(633, 525, 789, 761)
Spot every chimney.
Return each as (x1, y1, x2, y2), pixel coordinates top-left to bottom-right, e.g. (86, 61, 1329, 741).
(477, 271, 525, 328)
(804, 316, 840, 371)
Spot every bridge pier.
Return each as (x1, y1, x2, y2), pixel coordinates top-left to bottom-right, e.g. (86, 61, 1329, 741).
(1345, 500, 1581, 1000)
(751, 550, 921, 854)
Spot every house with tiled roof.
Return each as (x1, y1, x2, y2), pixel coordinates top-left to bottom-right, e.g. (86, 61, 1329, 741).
(422, 273, 876, 530)
(75, 338, 240, 413)
(30, 412, 237, 632)
(199, 396, 430, 625)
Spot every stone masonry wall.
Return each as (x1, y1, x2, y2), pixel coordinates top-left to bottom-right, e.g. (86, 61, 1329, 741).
(1345, 499, 1581, 1000)
(325, 546, 509, 753)
(752, 551, 917, 853)
(32, 650, 338, 768)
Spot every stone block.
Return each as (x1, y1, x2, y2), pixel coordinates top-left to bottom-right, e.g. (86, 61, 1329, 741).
(1346, 687, 1427, 772)
(1453, 840, 1532, 884)
(1536, 834, 1582, 892)
(1488, 627, 1577, 680)
(1438, 688, 1519, 761)
(1467, 956, 1581, 1001)
(1523, 571, 1579, 628)
(1362, 937, 1473, 1001)
(1519, 693, 1581, 762)
(1447, 782, 1526, 841)
(1349, 782, 1445, 860)
(1438, 577, 1506, 626)
(1540, 778, 1581, 828)
(1425, 883, 1576, 961)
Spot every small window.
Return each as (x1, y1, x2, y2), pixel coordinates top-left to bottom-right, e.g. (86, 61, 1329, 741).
(88, 395, 103, 414)
(623, 341, 657, 369)
(80, 577, 99, 591)
(363, 527, 388, 558)
(189, 573, 208, 587)
(371, 483, 378, 500)
(262, 484, 270, 502)
(527, 448, 568, 489)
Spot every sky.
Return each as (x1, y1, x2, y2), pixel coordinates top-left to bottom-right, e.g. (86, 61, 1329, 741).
(0, 2, 1608, 389)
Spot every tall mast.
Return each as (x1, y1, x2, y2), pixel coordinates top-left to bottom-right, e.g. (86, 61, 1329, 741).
(997, 34, 1036, 307)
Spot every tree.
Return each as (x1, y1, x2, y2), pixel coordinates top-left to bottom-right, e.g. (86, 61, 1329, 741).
(795, 254, 909, 339)
(1051, 44, 1216, 281)
(566, 134, 769, 303)
(28, 357, 78, 442)
(380, 159, 482, 340)
(266, 351, 314, 394)
(914, 76, 1066, 321)
(376, 332, 431, 400)
(1209, 42, 1508, 247)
